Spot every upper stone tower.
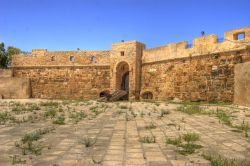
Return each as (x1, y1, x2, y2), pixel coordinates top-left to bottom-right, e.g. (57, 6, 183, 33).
(110, 41, 145, 100)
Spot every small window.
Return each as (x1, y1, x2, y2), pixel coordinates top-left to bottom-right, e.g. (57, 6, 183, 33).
(121, 51, 125, 56)
(51, 56, 56, 61)
(90, 56, 97, 63)
(70, 56, 75, 62)
(234, 33, 245, 40)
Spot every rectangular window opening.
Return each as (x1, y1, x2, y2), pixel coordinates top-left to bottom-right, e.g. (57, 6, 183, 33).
(121, 51, 125, 56)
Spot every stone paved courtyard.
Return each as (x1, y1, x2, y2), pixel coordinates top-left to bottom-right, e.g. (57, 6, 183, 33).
(0, 100, 250, 166)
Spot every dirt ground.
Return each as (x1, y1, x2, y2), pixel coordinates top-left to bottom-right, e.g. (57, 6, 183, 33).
(0, 99, 250, 166)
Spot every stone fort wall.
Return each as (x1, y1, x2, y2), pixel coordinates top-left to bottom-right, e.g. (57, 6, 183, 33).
(140, 26, 250, 102)
(142, 27, 250, 63)
(11, 26, 250, 102)
(234, 61, 250, 106)
(141, 50, 250, 102)
(13, 66, 110, 99)
(12, 50, 111, 99)
(12, 50, 110, 66)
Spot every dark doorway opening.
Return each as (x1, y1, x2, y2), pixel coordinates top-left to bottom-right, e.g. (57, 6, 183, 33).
(120, 71, 129, 100)
(116, 61, 130, 100)
(121, 71, 129, 91)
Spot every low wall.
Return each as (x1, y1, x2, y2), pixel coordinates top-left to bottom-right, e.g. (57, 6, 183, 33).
(0, 77, 30, 99)
(234, 61, 250, 106)
(13, 65, 110, 100)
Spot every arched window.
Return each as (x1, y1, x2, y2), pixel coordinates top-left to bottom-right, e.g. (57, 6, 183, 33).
(70, 56, 75, 62)
(234, 32, 245, 40)
(90, 56, 97, 63)
(142, 92, 153, 100)
(51, 56, 56, 61)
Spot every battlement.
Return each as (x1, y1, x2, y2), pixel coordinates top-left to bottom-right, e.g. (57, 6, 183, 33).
(12, 26, 250, 67)
(31, 49, 47, 56)
(12, 50, 111, 67)
(142, 26, 250, 63)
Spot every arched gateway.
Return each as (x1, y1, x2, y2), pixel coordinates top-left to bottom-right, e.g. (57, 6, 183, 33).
(115, 62, 130, 99)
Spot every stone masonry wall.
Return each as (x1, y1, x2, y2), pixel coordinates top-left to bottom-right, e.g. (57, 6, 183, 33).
(13, 66, 110, 100)
(0, 69, 30, 99)
(12, 50, 110, 66)
(234, 61, 250, 106)
(143, 27, 250, 63)
(10, 26, 250, 102)
(141, 50, 250, 102)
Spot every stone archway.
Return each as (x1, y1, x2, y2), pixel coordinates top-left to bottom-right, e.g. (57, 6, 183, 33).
(115, 62, 130, 99)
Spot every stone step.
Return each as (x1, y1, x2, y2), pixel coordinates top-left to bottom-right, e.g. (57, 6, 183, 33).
(109, 90, 127, 101)
(98, 90, 128, 102)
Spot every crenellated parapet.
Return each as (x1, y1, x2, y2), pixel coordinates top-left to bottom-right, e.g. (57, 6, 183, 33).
(142, 26, 250, 63)
(12, 50, 111, 67)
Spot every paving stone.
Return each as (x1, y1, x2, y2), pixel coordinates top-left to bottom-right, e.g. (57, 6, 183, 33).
(1, 100, 250, 166)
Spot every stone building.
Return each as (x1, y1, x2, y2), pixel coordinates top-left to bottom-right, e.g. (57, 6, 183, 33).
(2, 26, 250, 105)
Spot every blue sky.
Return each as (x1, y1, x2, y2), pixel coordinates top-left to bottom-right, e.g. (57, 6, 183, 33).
(0, 0, 250, 51)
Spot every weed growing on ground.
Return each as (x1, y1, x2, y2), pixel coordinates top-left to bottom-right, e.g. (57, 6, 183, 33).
(69, 111, 86, 123)
(0, 112, 15, 125)
(167, 123, 176, 127)
(120, 105, 128, 109)
(182, 133, 200, 143)
(92, 156, 102, 164)
(234, 122, 250, 137)
(178, 143, 202, 155)
(139, 136, 156, 143)
(117, 110, 124, 114)
(90, 106, 101, 115)
(10, 155, 26, 164)
(79, 136, 96, 147)
(11, 104, 37, 114)
(202, 152, 250, 166)
(11, 105, 24, 113)
(166, 136, 182, 145)
(216, 108, 232, 126)
(53, 116, 65, 125)
(166, 132, 202, 155)
(44, 108, 57, 119)
(145, 122, 157, 130)
(140, 112, 145, 118)
(28, 104, 41, 111)
(155, 103, 160, 107)
(40, 102, 59, 107)
(176, 105, 205, 115)
(131, 110, 137, 118)
(160, 109, 170, 117)
(15, 127, 54, 155)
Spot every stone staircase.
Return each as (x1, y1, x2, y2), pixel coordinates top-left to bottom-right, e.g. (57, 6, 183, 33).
(98, 90, 128, 102)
